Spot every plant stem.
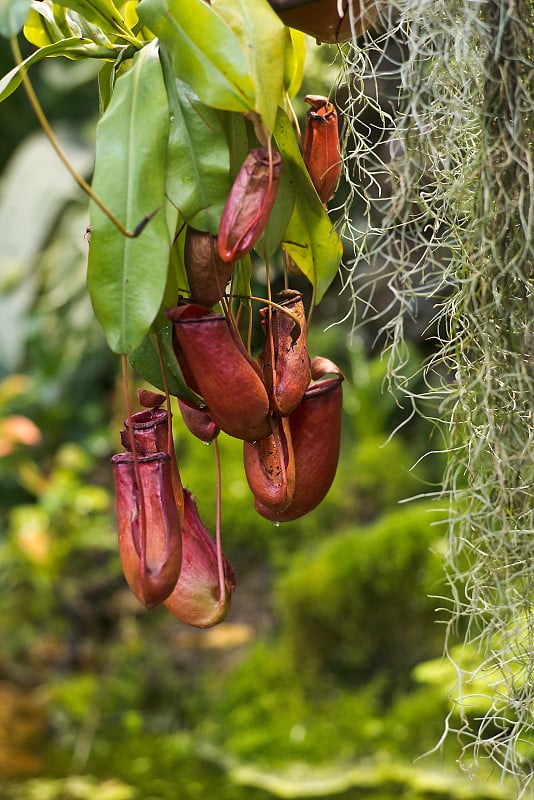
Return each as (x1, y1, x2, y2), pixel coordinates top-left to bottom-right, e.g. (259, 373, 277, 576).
(10, 35, 154, 239)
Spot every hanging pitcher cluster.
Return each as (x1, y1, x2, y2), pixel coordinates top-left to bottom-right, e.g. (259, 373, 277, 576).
(112, 399, 236, 627)
(166, 296, 344, 524)
(111, 95, 343, 628)
(2, 2, 349, 629)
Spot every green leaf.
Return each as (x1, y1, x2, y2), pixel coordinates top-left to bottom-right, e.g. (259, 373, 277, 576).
(53, 0, 120, 28)
(150, 203, 181, 331)
(160, 48, 231, 235)
(254, 157, 296, 260)
(167, 216, 188, 300)
(0, 0, 31, 37)
(275, 108, 342, 303)
(233, 253, 252, 302)
(24, 4, 72, 48)
(97, 45, 137, 111)
(284, 27, 306, 98)
(129, 326, 201, 403)
(0, 39, 112, 102)
(53, 0, 138, 42)
(97, 60, 115, 111)
(220, 109, 250, 180)
(24, 2, 119, 49)
(137, 0, 255, 115)
(88, 40, 171, 354)
(213, 0, 287, 135)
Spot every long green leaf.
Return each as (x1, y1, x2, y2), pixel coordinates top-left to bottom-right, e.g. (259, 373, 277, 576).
(0, 0, 31, 37)
(137, 0, 255, 115)
(213, 0, 286, 135)
(87, 40, 170, 354)
(0, 38, 112, 102)
(275, 109, 342, 303)
(160, 48, 231, 234)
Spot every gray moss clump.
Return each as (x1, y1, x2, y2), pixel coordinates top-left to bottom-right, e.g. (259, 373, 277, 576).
(336, 0, 534, 789)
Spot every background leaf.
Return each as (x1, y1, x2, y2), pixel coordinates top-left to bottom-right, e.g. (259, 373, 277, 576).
(0, 0, 31, 37)
(160, 50, 231, 235)
(0, 130, 94, 371)
(137, 0, 255, 115)
(275, 109, 342, 302)
(87, 40, 170, 354)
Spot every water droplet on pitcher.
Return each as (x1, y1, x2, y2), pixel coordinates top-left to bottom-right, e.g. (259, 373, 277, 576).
(273, 521, 280, 527)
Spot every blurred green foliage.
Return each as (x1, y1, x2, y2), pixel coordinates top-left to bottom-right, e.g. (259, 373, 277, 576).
(276, 502, 448, 685)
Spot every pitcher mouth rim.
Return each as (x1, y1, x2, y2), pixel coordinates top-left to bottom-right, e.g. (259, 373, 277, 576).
(111, 451, 171, 465)
(123, 408, 169, 429)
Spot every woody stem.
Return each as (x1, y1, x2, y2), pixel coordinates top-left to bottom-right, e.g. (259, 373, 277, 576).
(232, 294, 301, 326)
(10, 36, 155, 239)
(154, 335, 173, 458)
(213, 438, 227, 605)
